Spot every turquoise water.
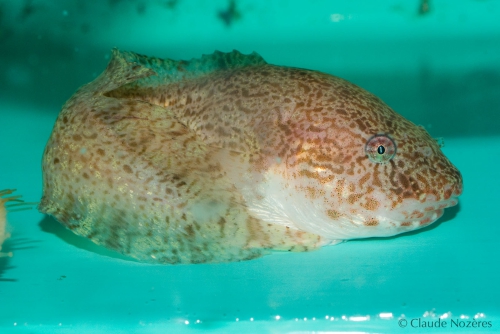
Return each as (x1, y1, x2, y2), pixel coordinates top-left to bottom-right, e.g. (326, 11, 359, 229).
(1, 0, 499, 333)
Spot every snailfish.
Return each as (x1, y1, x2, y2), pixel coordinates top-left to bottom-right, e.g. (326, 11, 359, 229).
(39, 50, 462, 264)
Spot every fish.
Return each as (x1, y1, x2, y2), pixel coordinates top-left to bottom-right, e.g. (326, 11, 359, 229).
(39, 49, 463, 264)
(1, 189, 34, 257)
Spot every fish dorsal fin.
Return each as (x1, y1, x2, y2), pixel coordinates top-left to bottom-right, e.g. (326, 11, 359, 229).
(108, 48, 267, 90)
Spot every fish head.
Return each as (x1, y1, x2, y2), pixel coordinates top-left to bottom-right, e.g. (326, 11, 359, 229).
(278, 73, 463, 240)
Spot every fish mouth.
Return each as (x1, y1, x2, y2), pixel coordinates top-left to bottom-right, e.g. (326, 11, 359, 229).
(399, 196, 459, 229)
(425, 195, 459, 212)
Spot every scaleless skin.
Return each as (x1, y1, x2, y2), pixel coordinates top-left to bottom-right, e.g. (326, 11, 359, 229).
(39, 50, 462, 264)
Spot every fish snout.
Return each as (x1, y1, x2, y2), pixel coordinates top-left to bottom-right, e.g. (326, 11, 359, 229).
(452, 173, 463, 197)
(444, 168, 463, 199)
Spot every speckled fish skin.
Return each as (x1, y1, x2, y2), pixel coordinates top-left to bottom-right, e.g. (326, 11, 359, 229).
(39, 49, 462, 264)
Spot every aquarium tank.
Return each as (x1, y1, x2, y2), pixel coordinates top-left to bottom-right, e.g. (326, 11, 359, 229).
(0, 0, 499, 333)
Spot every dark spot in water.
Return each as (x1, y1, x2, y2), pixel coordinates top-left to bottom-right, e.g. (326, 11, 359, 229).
(136, 2, 146, 14)
(218, 0, 241, 27)
(18, 0, 38, 21)
(80, 23, 90, 34)
(419, 0, 430, 15)
(163, 0, 178, 10)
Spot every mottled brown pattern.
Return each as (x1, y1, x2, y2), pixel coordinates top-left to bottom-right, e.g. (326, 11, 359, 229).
(39, 49, 462, 264)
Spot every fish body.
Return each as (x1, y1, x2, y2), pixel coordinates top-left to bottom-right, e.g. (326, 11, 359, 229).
(39, 50, 462, 264)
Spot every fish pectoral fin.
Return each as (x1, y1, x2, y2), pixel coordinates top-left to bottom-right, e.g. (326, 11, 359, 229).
(94, 97, 211, 173)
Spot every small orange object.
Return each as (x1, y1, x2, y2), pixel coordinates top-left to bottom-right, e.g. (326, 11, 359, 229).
(0, 189, 35, 257)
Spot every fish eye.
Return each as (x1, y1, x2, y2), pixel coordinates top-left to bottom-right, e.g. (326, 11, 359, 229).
(365, 135, 396, 163)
